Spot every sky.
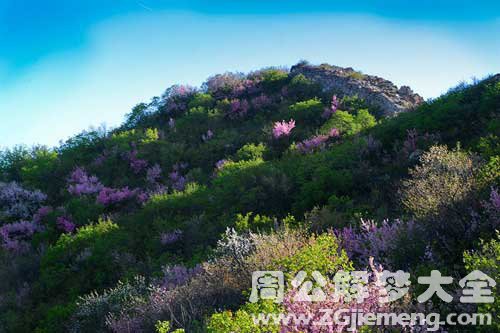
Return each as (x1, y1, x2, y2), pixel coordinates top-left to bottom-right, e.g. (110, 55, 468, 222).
(1, 1, 499, 149)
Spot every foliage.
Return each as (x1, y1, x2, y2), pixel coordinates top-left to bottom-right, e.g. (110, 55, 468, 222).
(463, 233, 500, 332)
(0, 65, 499, 332)
(400, 145, 488, 263)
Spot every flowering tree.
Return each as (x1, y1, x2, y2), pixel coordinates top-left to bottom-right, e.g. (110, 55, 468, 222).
(272, 120, 296, 139)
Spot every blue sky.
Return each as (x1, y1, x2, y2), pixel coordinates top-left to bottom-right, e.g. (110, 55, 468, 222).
(1, 1, 499, 148)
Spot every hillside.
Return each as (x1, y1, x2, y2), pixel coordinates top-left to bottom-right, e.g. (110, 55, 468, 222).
(0, 63, 499, 333)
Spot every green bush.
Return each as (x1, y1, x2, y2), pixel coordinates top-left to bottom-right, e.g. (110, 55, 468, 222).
(40, 219, 123, 301)
(464, 233, 500, 332)
(235, 143, 267, 161)
(288, 98, 324, 125)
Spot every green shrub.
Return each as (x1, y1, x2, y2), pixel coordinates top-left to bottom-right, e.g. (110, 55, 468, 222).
(188, 93, 214, 109)
(287, 74, 322, 101)
(276, 233, 353, 278)
(206, 301, 280, 333)
(40, 219, 123, 301)
(236, 143, 266, 161)
(400, 145, 484, 263)
(288, 98, 324, 125)
(463, 233, 500, 332)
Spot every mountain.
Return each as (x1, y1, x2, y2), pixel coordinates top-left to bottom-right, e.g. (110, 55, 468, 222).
(0, 63, 499, 333)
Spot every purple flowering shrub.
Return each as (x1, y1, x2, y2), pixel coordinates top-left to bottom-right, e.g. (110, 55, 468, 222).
(295, 129, 339, 154)
(0, 220, 40, 252)
(146, 164, 162, 185)
(96, 187, 138, 206)
(169, 171, 186, 192)
(281, 258, 389, 333)
(161, 85, 196, 115)
(160, 229, 183, 245)
(67, 167, 104, 196)
(158, 264, 203, 289)
(56, 216, 76, 233)
(227, 99, 250, 119)
(482, 187, 500, 227)
(124, 148, 148, 174)
(336, 219, 426, 269)
(0, 182, 47, 221)
(272, 120, 296, 139)
(251, 93, 273, 110)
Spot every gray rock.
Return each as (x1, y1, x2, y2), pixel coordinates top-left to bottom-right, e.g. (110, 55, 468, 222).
(290, 63, 424, 116)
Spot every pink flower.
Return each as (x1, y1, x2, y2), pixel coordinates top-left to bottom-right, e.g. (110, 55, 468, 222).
(272, 119, 296, 138)
(280, 257, 389, 333)
(329, 128, 340, 138)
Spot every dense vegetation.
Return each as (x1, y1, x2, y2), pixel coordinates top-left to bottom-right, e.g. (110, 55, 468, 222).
(0, 64, 499, 332)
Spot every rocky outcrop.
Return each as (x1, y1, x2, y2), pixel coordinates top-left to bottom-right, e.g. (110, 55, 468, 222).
(290, 63, 424, 116)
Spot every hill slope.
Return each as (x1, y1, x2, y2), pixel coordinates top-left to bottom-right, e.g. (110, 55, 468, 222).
(0, 63, 499, 333)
